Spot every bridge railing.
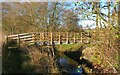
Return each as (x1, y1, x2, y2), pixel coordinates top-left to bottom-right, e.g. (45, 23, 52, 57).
(5, 32, 36, 45)
(5, 32, 90, 45)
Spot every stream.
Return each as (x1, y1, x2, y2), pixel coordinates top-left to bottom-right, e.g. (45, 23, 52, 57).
(55, 50, 86, 74)
(56, 57, 83, 74)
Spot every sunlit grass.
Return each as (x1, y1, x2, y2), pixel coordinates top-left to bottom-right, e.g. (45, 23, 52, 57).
(55, 43, 83, 52)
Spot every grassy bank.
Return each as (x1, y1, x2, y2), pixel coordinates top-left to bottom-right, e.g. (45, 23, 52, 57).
(55, 43, 84, 52)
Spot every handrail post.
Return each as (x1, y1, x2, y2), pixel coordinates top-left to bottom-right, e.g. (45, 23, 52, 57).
(59, 32, 61, 44)
(43, 32, 44, 42)
(5, 36, 8, 44)
(88, 32, 90, 43)
(74, 32, 75, 43)
(51, 32, 53, 45)
(32, 33, 35, 43)
(76, 33, 78, 43)
(18, 34, 20, 46)
(81, 33, 82, 43)
(40, 32, 44, 43)
(66, 32, 69, 44)
(40, 32, 41, 42)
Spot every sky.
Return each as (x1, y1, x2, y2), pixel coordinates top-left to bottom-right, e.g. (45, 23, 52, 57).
(64, 1, 109, 29)
(63, 0, 117, 29)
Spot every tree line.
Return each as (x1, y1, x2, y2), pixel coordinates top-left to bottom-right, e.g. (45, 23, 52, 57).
(2, 2, 82, 35)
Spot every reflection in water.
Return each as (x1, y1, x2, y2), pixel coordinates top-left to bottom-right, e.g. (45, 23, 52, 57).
(56, 57, 83, 74)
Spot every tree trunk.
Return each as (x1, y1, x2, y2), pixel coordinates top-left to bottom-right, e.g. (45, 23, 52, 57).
(108, 2, 110, 24)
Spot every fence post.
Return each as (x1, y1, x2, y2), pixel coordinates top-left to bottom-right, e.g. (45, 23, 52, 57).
(66, 32, 69, 44)
(59, 32, 61, 44)
(51, 32, 53, 45)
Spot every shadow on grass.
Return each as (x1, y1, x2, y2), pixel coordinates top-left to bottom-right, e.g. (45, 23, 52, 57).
(64, 50, 93, 68)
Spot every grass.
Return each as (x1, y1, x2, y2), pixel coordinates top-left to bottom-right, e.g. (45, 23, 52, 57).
(55, 43, 83, 52)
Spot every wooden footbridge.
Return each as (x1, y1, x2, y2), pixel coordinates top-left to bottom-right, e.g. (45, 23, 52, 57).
(5, 32, 90, 46)
(4, 32, 90, 73)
